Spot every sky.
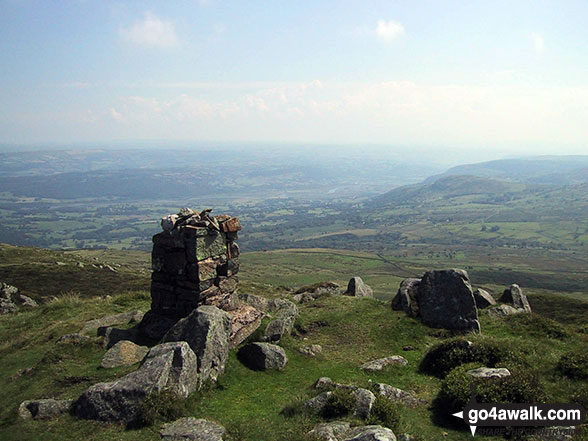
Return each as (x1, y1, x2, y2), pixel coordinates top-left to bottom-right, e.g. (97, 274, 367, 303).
(0, 0, 587, 156)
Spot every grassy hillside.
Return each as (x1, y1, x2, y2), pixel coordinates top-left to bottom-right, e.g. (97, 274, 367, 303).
(0, 246, 587, 440)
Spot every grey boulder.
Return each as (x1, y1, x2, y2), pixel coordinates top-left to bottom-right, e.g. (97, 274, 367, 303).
(361, 356, 408, 371)
(19, 399, 73, 420)
(467, 367, 511, 379)
(391, 278, 420, 317)
(372, 383, 424, 408)
(308, 421, 351, 441)
(237, 342, 288, 370)
(488, 304, 523, 318)
(473, 288, 496, 309)
(352, 388, 376, 419)
(81, 310, 144, 335)
(345, 277, 374, 298)
(160, 417, 226, 441)
(162, 305, 232, 386)
(342, 425, 397, 441)
(100, 340, 149, 369)
(499, 284, 531, 312)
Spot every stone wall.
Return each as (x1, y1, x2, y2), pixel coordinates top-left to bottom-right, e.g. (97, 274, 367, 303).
(150, 208, 241, 319)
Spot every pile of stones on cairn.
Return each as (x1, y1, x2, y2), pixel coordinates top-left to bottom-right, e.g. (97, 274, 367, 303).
(140, 208, 250, 340)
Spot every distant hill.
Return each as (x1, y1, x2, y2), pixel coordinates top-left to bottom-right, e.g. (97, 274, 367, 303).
(427, 156, 588, 185)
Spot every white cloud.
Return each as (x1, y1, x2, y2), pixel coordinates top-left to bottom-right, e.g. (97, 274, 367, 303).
(530, 32, 544, 53)
(120, 12, 179, 48)
(110, 107, 124, 123)
(375, 20, 405, 43)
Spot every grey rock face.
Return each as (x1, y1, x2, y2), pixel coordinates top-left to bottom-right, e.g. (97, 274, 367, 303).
(361, 356, 408, 371)
(416, 269, 480, 332)
(80, 310, 144, 335)
(499, 284, 531, 312)
(74, 342, 198, 425)
(160, 417, 226, 441)
(345, 277, 374, 298)
(342, 425, 397, 441)
(100, 340, 149, 369)
(473, 288, 496, 309)
(391, 278, 421, 317)
(137, 310, 179, 341)
(488, 304, 522, 318)
(467, 367, 511, 379)
(308, 421, 351, 441)
(162, 305, 232, 386)
(19, 399, 73, 420)
(237, 342, 288, 370)
(304, 391, 333, 411)
(352, 388, 376, 419)
(372, 383, 424, 408)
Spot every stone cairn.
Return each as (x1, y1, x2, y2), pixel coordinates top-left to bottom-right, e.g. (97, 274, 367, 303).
(140, 208, 250, 340)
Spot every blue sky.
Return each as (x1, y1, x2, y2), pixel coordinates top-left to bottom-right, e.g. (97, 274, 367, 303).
(0, 0, 587, 155)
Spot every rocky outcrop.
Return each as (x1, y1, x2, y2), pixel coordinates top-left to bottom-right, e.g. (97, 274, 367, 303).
(1, 282, 38, 314)
(499, 284, 531, 312)
(345, 277, 373, 298)
(361, 355, 408, 371)
(473, 288, 496, 309)
(238, 293, 298, 342)
(416, 269, 480, 333)
(100, 340, 149, 369)
(160, 417, 226, 441)
(391, 278, 420, 317)
(18, 399, 73, 420)
(237, 342, 288, 370)
(371, 383, 425, 408)
(162, 305, 232, 386)
(74, 342, 198, 425)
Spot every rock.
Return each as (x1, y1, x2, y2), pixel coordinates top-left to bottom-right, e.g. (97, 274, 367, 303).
(0, 282, 18, 298)
(237, 342, 288, 370)
(162, 305, 232, 386)
(137, 310, 179, 341)
(160, 417, 226, 441)
(467, 367, 511, 379)
(499, 284, 531, 312)
(298, 344, 322, 357)
(473, 288, 496, 309)
(75, 342, 198, 425)
(16, 294, 38, 308)
(416, 269, 480, 333)
(308, 421, 351, 441)
(0, 297, 17, 314)
(0, 282, 35, 314)
(264, 316, 294, 342)
(294, 282, 341, 298)
(80, 310, 144, 335)
(345, 277, 373, 298)
(56, 333, 90, 345)
(342, 425, 397, 441)
(237, 294, 298, 342)
(398, 435, 415, 441)
(304, 391, 333, 411)
(18, 399, 73, 420)
(361, 356, 408, 371)
(98, 326, 140, 349)
(391, 278, 420, 317)
(292, 293, 316, 304)
(100, 340, 149, 369)
(229, 305, 263, 347)
(352, 388, 376, 419)
(372, 383, 424, 408)
(488, 304, 523, 318)
(315, 377, 335, 390)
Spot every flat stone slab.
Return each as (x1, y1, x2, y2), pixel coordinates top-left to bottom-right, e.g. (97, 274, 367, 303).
(361, 355, 408, 371)
(160, 417, 226, 441)
(100, 340, 149, 369)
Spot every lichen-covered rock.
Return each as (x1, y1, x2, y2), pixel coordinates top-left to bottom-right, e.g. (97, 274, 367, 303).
(160, 417, 226, 441)
(416, 269, 480, 333)
(294, 282, 341, 298)
(74, 342, 198, 425)
(229, 305, 263, 347)
(361, 356, 408, 371)
(308, 421, 351, 441)
(19, 399, 73, 420)
(56, 333, 90, 345)
(100, 340, 149, 369)
(298, 344, 322, 357)
(304, 391, 333, 411)
(0, 282, 37, 313)
(162, 305, 232, 386)
(391, 278, 420, 317)
(264, 316, 295, 342)
(473, 288, 496, 309)
(342, 425, 397, 441)
(237, 342, 288, 370)
(352, 388, 376, 419)
(488, 304, 522, 318)
(372, 383, 424, 408)
(345, 277, 373, 298)
(467, 367, 511, 379)
(98, 326, 140, 349)
(315, 377, 335, 390)
(499, 284, 531, 312)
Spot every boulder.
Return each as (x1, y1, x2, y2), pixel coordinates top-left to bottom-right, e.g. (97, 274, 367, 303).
(499, 284, 531, 312)
(342, 425, 397, 441)
(74, 342, 198, 425)
(264, 316, 295, 342)
(237, 342, 288, 370)
(361, 356, 408, 371)
(160, 417, 226, 441)
(416, 269, 480, 333)
(473, 288, 496, 309)
(345, 277, 373, 298)
(315, 377, 335, 390)
(467, 367, 511, 379)
(19, 399, 73, 420)
(98, 326, 140, 349)
(298, 344, 322, 357)
(56, 333, 90, 345)
(391, 278, 420, 317)
(372, 383, 424, 408)
(292, 293, 316, 304)
(308, 421, 351, 441)
(100, 340, 149, 369)
(229, 305, 263, 347)
(162, 305, 232, 386)
(305, 391, 333, 411)
(352, 388, 376, 419)
(294, 282, 341, 298)
(81, 310, 144, 335)
(0, 282, 37, 313)
(137, 310, 179, 341)
(488, 304, 522, 318)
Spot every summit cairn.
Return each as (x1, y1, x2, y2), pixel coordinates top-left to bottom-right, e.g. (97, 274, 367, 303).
(139, 208, 253, 340)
